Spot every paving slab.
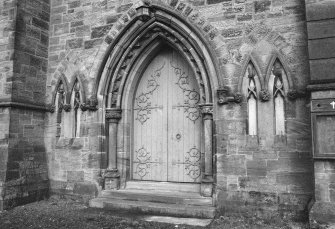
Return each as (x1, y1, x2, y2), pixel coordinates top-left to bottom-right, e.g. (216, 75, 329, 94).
(143, 215, 213, 227)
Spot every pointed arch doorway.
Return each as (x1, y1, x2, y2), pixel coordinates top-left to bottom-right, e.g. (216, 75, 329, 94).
(132, 47, 202, 183)
(98, 2, 221, 198)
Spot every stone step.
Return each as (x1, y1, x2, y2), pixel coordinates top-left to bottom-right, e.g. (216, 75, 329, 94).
(89, 197, 216, 218)
(125, 181, 200, 193)
(100, 189, 213, 206)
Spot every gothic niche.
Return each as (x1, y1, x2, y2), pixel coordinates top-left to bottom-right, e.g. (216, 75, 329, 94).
(70, 80, 81, 137)
(242, 62, 259, 136)
(270, 60, 286, 135)
(55, 82, 65, 141)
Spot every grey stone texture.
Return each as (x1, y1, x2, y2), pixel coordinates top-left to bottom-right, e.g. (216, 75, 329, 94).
(0, 0, 333, 226)
(0, 0, 50, 210)
(43, 0, 313, 221)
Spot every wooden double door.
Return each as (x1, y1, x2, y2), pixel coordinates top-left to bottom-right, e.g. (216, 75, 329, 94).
(132, 48, 202, 183)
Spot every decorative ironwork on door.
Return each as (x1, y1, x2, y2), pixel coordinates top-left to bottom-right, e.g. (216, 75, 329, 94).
(132, 48, 202, 183)
(135, 62, 165, 125)
(171, 61, 201, 123)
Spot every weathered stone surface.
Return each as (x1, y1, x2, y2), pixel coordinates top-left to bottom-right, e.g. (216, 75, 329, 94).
(91, 25, 113, 39)
(66, 38, 83, 49)
(54, 23, 69, 35)
(208, 0, 231, 4)
(254, 0, 271, 13)
(0, 0, 318, 223)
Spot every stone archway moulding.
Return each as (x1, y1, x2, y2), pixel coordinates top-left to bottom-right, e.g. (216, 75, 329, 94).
(98, 0, 222, 197)
(95, 0, 223, 104)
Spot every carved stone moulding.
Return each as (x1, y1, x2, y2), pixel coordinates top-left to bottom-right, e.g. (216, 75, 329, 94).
(199, 103, 213, 120)
(62, 104, 71, 112)
(80, 96, 99, 111)
(136, 1, 153, 22)
(217, 86, 242, 105)
(106, 108, 122, 122)
(200, 103, 213, 115)
(260, 89, 270, 102)
(46, 104, 56, 113)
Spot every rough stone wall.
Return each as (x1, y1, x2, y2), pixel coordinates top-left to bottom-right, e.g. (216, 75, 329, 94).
(45, 110, 102, 199)
(0, 0, 16, 101)
(205, 0, 313, 220)
(14, 0, 49, 104)
(45, 0, 135, 200)
(0, 0, 50, 210)
(0, 0, 17, 209)
(46, 0, 312, 220)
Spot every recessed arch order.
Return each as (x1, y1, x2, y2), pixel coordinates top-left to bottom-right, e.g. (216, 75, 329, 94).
(94, 1, 221, 196)
(95, 1, 221, 108)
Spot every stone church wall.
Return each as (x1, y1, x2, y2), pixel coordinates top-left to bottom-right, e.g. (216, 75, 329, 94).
(45, 0, 312, 220)
(0, 0, 16, 208)
(0, 0, 50, 210)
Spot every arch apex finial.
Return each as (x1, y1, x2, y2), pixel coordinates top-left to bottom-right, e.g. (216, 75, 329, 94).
(142, 0, 152, 6)
(135, 0, 152, 9)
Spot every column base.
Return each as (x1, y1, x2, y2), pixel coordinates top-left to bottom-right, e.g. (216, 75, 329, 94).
(104, 169, 120, 190)
(201, 174, 213, 197)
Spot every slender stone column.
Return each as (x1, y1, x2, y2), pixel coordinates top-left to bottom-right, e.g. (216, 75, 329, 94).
(200, 104, 213, 197)
(104, 108, 122, 190)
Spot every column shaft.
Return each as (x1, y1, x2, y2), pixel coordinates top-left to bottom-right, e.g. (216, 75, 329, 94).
(104, 108, 122, 190)
(108, 121, 118, 171)
(204, 118, 213, 176)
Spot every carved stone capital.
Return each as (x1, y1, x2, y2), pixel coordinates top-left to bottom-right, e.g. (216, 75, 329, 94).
(234, 93, 243, 103)
(217, 86, 242, 105)
(200, 104, 213, 115)
(200, 104, 213, 120)
(46, 104, 55, 113)
(62, 104, 71, 112)
(260, 89, 270, 102)
(106, 108, 122, 122)
(79, 96, 98, 111)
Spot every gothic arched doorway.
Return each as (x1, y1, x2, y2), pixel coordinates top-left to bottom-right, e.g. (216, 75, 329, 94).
(132, 47, 202, 183)
(96, 2, 221, 198)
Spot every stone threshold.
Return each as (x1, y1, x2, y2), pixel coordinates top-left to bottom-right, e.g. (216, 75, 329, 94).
(89, 181, 215, 218)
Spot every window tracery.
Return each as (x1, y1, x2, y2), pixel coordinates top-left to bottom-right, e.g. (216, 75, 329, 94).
(271, 60, 286, 135)
(71, 80, 81, 137)
(55, 82, 65, 140)
(245, 63, 258, 136)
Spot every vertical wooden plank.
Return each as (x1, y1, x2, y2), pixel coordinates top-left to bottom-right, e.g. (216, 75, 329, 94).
(168, 49, 202, 183)
(132, 52, 167, 181)
(132, 47, 202, 183)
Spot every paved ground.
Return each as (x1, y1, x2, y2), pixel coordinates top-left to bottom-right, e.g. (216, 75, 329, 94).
(0, 196, 322, 229)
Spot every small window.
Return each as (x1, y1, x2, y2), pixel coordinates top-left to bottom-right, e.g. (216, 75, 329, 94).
(244, 63, 258, 136)
(271, 60, 286, 135)
(71, 81, 81, 137)
(55, 82, 65, 140)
